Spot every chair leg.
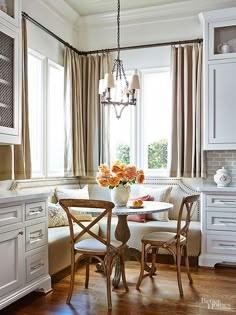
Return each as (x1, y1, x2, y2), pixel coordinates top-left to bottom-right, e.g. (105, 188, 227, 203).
(105, 255, 112, 310)
(184, 245, 193, 284)
(85, 258, 90, 289)
(176, 246, 183, 296)
(67, 254, 76, 304)
(136, 242, 146, 290)
(120, 252, 129, 292)
(149, 247, 157, 277)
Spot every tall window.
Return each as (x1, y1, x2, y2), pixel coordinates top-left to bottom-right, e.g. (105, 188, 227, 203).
(28, 49, 64, 178)
(108, 67, 171, 176)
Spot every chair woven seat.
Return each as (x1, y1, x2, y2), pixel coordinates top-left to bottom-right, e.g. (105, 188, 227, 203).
(74, 238, 123, 253)
(142, 231, 186, 244)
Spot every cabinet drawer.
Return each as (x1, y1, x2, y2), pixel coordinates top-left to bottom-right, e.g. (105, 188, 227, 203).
(207, 212, 236, 231)
(0, 205, 22, 227)
(25, 201, 46, 220)
(206, 194, 236, 209)
(207, 234, 236, 255)
(26, 250, 47, 283)
(25, 222, 46, 252)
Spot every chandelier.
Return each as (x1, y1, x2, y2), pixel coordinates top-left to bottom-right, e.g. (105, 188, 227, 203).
(99, 0, 140, 119)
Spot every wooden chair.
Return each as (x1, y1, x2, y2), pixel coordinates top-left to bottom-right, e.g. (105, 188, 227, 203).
(136, 194, 200, 295)
(59, 199, 128, 309)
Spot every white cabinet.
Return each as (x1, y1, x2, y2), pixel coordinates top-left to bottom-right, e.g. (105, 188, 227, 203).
(0, 0, 21, 144)
(199, 8, 236, 150)
(0, 192, 51, 311)
(198, 186, 236, 267)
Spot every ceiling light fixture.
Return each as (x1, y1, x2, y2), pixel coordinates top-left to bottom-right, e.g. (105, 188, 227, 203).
(99, 0, 140, 119)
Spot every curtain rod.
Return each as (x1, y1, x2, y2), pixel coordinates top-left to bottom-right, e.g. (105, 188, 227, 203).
(22, 11, 203, 56)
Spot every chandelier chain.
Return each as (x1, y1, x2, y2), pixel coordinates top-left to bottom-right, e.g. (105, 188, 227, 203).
(117, 0, 120, 59)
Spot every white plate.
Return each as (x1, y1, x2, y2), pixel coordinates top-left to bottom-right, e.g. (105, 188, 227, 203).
(127, 205, 144, 209)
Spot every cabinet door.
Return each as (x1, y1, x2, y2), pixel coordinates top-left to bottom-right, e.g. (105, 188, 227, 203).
(208, 19, 236, 60)
(0, 228, 23, 297)
(0, 0, 21, 28)
(206, 62, 236, 149)
(0, 21, 20, 144)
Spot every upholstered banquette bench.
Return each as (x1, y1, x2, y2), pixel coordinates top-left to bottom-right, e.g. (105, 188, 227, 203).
(10, 177, 201, 277)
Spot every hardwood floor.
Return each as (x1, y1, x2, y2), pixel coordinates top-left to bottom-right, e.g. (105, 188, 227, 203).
(1, 262, 236, 315)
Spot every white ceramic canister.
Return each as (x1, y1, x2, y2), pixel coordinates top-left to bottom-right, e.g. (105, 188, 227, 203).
(214, 166, 232, 187)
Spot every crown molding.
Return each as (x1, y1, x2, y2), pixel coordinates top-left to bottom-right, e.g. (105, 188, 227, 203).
(199, 6, 236, 21)
(40, 0, 81, 29)
(80, 0, 236, 29)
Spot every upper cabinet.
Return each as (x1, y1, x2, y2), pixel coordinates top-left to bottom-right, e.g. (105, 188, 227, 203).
(199, 8, 236, 150)
(0, 0, 21, 28)
(0, 0, 21, 144)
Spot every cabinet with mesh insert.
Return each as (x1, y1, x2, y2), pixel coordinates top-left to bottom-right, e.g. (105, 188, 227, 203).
(0, 5, 20, 144)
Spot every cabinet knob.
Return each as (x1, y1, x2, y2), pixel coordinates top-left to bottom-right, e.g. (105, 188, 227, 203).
(18, 231, 24, 235)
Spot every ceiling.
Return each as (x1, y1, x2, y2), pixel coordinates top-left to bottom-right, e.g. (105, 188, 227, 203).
(63, 0, 186, 16)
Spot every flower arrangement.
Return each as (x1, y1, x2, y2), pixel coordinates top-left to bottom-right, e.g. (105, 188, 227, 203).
(96, 159, 144, 189)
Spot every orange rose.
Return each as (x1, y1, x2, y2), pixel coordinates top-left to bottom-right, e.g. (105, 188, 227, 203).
(124, 165, 137, 180)
(116, 172, 124, 179)
(108, 176, 120, 187)
(136, 169, 144, 184)
(96, 177, 109, 187)
(111, 160, 126, 173)
(98, 163, 110, 177)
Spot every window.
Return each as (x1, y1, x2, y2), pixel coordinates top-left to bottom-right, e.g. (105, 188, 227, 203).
(28, 49, 64, 178)
(108, 67, 171, 176)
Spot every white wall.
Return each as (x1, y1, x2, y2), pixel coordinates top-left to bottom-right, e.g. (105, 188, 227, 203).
(118, 46, 171, 71)
(22, 0, 79, 65)
(79, 16, 202, 52)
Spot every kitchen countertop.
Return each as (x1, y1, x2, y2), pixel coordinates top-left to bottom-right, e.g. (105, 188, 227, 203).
(197, 185, 236, 193)
(0, 190, 51, 204)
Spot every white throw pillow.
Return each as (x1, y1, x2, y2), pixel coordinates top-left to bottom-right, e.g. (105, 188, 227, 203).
(48, 201, 92, 228)
(55, 185, 89, 201)
(140, 186, 172, 221)
(48, 202, 68, 227)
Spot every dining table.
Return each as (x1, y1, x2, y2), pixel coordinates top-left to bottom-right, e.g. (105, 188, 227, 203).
(75, 200, 173, 288)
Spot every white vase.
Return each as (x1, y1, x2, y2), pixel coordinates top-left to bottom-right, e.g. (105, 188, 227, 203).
(110, 184, 131, 207)
(214, 167, 231, 187)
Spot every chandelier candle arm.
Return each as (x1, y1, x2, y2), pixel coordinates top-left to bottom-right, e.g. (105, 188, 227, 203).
(99, 0, 140, 119)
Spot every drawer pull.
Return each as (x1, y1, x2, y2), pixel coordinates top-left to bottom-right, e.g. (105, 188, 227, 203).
(18, 231, 23, 235)
(219, 220, 236, 224)
(30, 263, 44, 271)
(217, 200, 236, 205)
(29, 206, 44, 215)
(30, 233, 44, 243)
(218, 243, 235, 247)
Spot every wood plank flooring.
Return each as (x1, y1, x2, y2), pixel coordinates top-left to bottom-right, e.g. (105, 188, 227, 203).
(1, 262, 236, 315)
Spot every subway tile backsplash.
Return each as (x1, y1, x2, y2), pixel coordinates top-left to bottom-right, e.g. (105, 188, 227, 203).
(206, 151, 236, 184)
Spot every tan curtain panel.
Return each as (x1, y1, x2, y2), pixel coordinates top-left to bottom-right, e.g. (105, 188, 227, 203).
(0, 16, 31, 181)
(64, 48, 111, 177)
(169, 43, 205, 178)
(14, 16, 31, 179)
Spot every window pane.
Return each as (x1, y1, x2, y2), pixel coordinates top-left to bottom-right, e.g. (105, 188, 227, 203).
(47, 61, 64, 177)
(28, 52, 45, 178)
(109, 106, 131, 165)
(142, 69, 171, 171)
